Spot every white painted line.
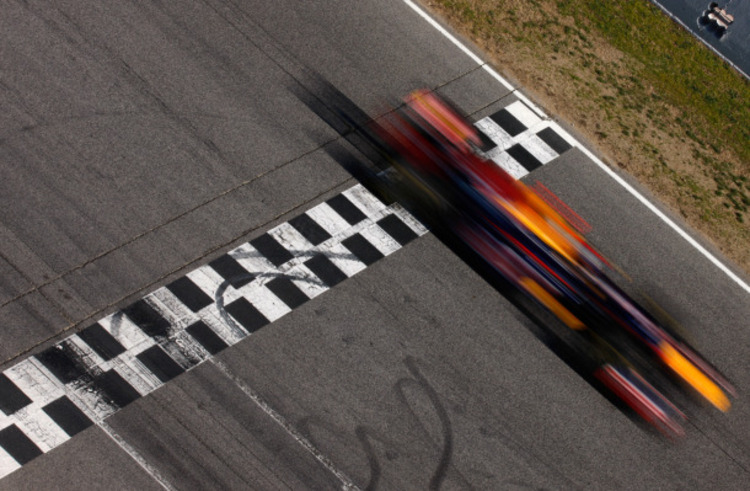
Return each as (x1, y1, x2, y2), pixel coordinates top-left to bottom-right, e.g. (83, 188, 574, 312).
(506, 100, 542, 129)
(501, 80, 547, 119)
(402, 1, 494, 73)
(650, 0, 749, 81)
(210, 359, 361, 491)
(474, 117, 514, 149)
(401, 0, 750, 296)
(519, 135, 558, 165)
(574, 137, 750, 295)
(306, 202, 352, 237)
(361, 223, 402, 256)
(344, 184, 388, 216)
(0, 447, 21, 481)
(99, 420, 175, 491)
(269, 222, 314, 255)
(548, 121, 580, 148)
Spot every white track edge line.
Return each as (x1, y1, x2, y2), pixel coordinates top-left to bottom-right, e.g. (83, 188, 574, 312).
(210, 359, 361, 491)
(576, 144, 750, 295)
(99, 420, 175, 491)
(402, 0, 750, 296)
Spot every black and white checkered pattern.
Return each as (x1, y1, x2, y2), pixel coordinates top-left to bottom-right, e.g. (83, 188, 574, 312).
(473, 100, 575, 179)
(0, 184, 426, 478)
(0, 97, 577, 480)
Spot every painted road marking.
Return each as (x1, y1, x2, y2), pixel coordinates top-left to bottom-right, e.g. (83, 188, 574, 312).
(0, 45, 619, 480)
(6, 3, 745, 476)
(0, 184, 427, 480)
(0, 84, 601, 482)
(474, 101, 571, 179)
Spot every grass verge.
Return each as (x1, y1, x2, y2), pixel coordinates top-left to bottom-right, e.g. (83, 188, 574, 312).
(423, 0, 750, 274)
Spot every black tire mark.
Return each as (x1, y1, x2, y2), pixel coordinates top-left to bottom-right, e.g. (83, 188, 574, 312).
(213, 268, 328, 337)
(354, 425, 382, 491)
(396, 356, 455, 491)
(298, 356, 470, 490)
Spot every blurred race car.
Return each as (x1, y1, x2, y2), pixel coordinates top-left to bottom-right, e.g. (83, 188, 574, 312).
(369, 89, 735, 436)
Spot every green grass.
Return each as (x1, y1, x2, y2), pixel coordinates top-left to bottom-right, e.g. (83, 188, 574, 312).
(430, 0, 750, 268)
(556, 1, 749, 164)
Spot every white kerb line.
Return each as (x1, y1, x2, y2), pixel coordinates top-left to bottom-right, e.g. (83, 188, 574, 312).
(401, 0, 750, 296)
(576, 143, 750, 295)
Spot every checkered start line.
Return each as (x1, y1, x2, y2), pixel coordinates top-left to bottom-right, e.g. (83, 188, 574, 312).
(0, 98, 574, 480)
(474, 100, 575, 179)
(0, 185, 426, 478)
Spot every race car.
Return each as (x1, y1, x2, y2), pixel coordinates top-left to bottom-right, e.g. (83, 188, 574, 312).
(699, 2, 735, 38)
(370, 89, 735, 436)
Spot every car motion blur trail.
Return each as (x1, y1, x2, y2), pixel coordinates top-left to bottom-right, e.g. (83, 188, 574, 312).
(302, 81, 735, 438)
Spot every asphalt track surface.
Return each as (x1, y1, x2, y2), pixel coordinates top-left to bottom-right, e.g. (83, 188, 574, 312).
(2, 0, 750, 489)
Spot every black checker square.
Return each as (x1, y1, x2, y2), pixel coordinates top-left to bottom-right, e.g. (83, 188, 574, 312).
(506, 143, 543, 172)
(289, 213, 332, 246)
(122, 300, 171, 339)
(96, 370, 141, 408)
(186, 321, 228, 355)
(250, 233, 294, 267)
(77, 323, 126, 361)
(537, 126, 572, 154)
(489, 108, 527, 137)
(0, 373, 32, 415)
(43, 396, 93, 437)
(225, 298, 269, 333)
(0, 425, 42, 465)
(342, 233, 384, 266)
(166, 276, 213, 312)
(209, 254, 255, 289)
(377, 214, 418, 246)
(36, 343, 88, 385)
(266, 277, 308, 310)
(327, 194, 367, 225)
(304, 254, 348, 288)
(136, 345, 185, 383)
